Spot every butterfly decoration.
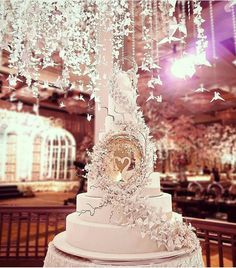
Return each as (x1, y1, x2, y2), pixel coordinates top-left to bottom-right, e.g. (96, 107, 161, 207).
(9, 92, 17, 102)
(59, 101, 66, 108)
(178, 19, 187, 36)
(169, 17, 187, 37)
(54, 77, 69, 90)
(42, 60, 60, 69)
(158, 36, 180, 45)
(17, 101, 23, 111)
(87, 114, 92, 121)
(155, 95, 162, 103)
(168, 0, 177, 7)
(42, 81, 49, 89)
(73, 95, 85, 101)
(147, 76, 163, 88)
(210, 92, 225, 102)
(141, 62, 150, 72)
(146, 92, 162, 103)
(33, 103, 39, 114)
(168, 0, 177, 16)
(7, 75, 23, 87)
(195, 84, 208, 93)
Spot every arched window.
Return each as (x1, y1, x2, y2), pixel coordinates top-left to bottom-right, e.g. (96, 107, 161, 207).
(41, 128, 76, 181)
(0, 109, 76, 183)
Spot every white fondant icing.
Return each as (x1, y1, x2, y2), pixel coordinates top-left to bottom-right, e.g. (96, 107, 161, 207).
(66, 212, 182, 254)
(87, 171, 161, 197)
(142, 172, 161, 196)
(147, 172, 160, 189)
(76, 193, 172, 224)
(87, 179, 104, 197)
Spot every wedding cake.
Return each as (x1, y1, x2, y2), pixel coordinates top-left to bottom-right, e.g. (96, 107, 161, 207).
(54, 65, 200, 263)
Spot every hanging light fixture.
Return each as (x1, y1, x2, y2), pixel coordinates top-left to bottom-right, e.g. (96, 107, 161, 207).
(171, 55, 196, 79)
(0, 0, 209, 103)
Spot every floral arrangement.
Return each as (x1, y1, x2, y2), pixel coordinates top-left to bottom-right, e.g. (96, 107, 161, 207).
(202, 124, 236, 165)
(172, 152, 190, 169)
(107, 193, 199, 252)
(142, 95, 236, 167)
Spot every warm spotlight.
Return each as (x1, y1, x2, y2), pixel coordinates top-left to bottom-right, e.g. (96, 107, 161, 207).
(171, 55, 196, 79)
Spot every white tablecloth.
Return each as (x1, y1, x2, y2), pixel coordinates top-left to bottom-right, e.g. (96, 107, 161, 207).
(44, 242, 204, 267)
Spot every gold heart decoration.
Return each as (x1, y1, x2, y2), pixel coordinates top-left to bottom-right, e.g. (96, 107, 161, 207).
(115, 156, 131, 172)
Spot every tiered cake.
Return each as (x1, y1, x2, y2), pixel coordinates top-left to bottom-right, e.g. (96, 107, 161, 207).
(66, 175, 175, 254)
(54, 66, 199, 263)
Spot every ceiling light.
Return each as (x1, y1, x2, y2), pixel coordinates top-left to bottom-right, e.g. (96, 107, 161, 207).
(171, 55, 196, 79)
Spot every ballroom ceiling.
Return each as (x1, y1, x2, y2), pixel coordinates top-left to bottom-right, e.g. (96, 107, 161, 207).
(0, 1, 235, 124)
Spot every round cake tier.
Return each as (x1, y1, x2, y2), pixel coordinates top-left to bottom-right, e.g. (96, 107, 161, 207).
(66, 212, 182, 254)
(87, 172, 161, 197)
(76, 192, 172, 224)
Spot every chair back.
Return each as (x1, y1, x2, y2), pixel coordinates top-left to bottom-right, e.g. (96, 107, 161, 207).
(187, 181, 204, 197)
(207, 182, 224, 198)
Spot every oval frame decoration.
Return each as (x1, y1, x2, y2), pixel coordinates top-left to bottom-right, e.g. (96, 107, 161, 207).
(86, 123, 154, 196)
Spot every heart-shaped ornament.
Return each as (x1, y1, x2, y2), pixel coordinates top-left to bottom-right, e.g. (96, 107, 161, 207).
(115, 156, 131, 172)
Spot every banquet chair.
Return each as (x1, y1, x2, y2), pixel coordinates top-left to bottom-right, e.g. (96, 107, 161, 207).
(206, 182, 227, 220)
(207, 182, 224, 199)
(229, 184, 236, 199)
(187, 181, 204, 198)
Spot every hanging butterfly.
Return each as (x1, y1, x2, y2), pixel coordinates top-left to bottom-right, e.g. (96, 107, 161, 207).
(87, 114, 93, 121)
(33, 103, 39, 114)
(73, 95, 85, 101)
(195, 84, 209, 93)
(210, 92, 225, 102)
(59, 101, 66, 108)
(158, 36, 181, 45)
(146, 92, 162, 103)
(147, 76, 163, 88)
(7, 75, 23, 87)
(9, 92, 17, 102)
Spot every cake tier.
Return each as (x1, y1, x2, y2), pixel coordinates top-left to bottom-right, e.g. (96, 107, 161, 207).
(76, 192, 172, 224)
(87, 172, 161, 197)
(66, 212, 182, 254)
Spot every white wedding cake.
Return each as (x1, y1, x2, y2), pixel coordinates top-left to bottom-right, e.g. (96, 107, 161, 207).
(55, 66, 200, 263)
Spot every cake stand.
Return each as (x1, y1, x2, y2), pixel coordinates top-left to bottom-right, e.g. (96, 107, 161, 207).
(43, 232, 204, 267)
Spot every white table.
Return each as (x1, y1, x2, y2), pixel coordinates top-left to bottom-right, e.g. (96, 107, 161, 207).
(44, 242, 204, 267)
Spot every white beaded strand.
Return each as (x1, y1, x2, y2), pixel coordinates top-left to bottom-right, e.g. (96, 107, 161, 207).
(187, 0, 191, 20)
(181, 0, 187, 46)
(120, 9, 125, 67)
(231, 5, 236, 56)
(191, 0, 196, 38)
(149, 0, 154, 64)
(154, 0, 159, 64)
(193, 0, 208, 58)
(131, 0, 135, 69)
(209, 0, 217, 59)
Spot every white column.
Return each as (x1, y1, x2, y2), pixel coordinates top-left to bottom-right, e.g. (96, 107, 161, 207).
(56, 134, 61, 180)
(94, 25, 113, 144)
